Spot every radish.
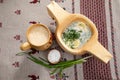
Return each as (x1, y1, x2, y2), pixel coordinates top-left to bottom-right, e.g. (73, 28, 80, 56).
(48, 49, 61, 64)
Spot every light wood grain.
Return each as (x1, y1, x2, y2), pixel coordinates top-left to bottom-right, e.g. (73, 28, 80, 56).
(47, 1, 113, 63)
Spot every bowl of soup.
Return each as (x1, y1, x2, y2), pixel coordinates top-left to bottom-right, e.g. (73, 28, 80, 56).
(47, 1, 112, 63)
(62, 21, 92, 49)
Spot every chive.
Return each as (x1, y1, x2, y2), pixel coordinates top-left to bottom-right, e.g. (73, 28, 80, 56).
(17, 51, 92, 78)
(39, 57, 49, 63)
(50, 68, 59, 75)
(59, 67, 64, 78)
(16, 52, 26, 56)
(27, 54, 53, 68)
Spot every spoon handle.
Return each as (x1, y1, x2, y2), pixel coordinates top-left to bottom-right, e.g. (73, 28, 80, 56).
(47, 1, 70, 24)
(86, 41, 113, 63)
(20, 42, 31, 51)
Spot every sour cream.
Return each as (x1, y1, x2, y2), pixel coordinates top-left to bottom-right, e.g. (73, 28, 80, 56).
(28, 26, 49, 46)
(62, 21, 92, 49)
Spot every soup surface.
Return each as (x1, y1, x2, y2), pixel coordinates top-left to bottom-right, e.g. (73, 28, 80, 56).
(28, 26, 49, 46)
(62, 21, 92, 49)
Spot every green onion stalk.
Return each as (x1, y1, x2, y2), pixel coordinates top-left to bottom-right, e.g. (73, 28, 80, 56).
(16, 51, 92, 78)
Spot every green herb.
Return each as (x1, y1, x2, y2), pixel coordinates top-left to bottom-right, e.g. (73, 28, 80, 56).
(16, 51, 92, 77)
(62, 29, 82, 49)
(63, 29, 80, 41)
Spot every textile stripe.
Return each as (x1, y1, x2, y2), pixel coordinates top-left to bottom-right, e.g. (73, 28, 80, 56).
(72, 0, 78, 80)
(109, 0, 119, 80)
(80, 0, 112, 80)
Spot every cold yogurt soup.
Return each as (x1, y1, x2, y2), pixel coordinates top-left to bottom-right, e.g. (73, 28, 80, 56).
(62, 21, 92, 49)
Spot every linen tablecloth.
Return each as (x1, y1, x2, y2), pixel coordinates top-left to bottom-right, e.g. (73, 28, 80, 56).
(0, 0, 120, 80)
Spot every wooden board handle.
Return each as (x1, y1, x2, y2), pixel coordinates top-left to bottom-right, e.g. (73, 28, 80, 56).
(47, 1, 70, 24)
(20, 42, 31, 51)
(86, 41, 113, 63)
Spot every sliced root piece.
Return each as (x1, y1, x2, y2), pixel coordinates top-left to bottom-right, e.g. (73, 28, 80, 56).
(48, 49, 61, 64)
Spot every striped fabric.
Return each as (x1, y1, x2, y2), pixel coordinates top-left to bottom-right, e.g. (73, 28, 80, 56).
(0, 0, 120, 80)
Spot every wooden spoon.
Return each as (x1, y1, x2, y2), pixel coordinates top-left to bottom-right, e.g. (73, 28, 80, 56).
(47, 1, 112, 63)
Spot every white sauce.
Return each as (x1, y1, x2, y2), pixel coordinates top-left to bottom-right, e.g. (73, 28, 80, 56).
(28, 26, 49, 46)
(62, 21, 92, 49)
